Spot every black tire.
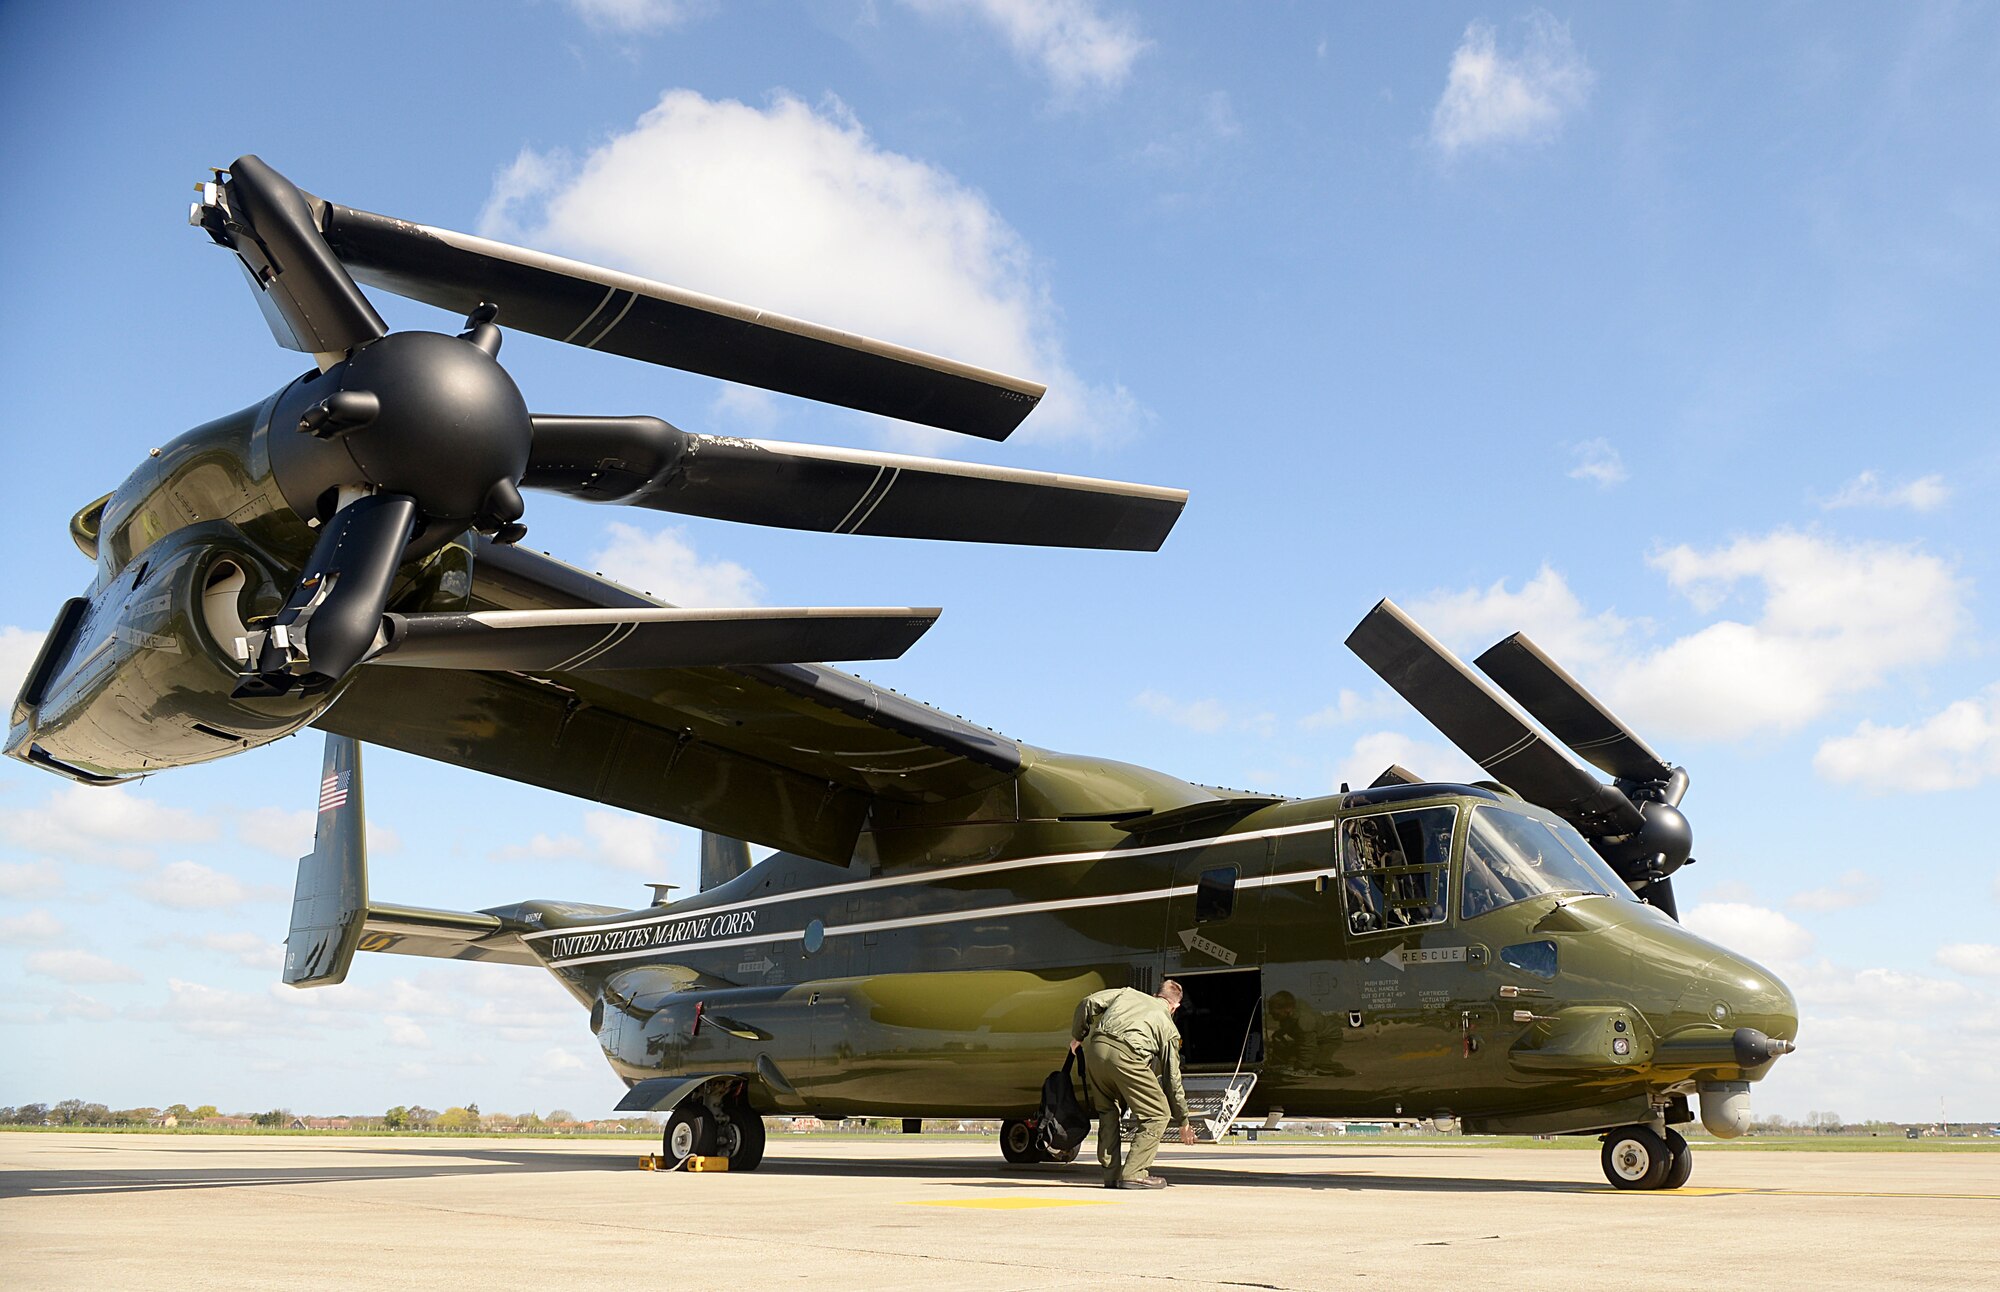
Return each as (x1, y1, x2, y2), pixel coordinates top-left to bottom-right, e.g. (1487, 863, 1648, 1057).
(999, 1117, 1038, 1165)
(663, 1107, 713, 1166)
(1601, 1125, 1672, 1190)
(1660, 1128, 1693, 1190)
(713, 1108, 766, 1171)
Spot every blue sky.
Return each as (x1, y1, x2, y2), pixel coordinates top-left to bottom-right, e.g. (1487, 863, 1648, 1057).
(1, 2, 1995, 1123)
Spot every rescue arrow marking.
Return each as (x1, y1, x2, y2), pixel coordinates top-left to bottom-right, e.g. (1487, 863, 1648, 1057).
(1378, 944, 1467, 973)
(1178, 928, 1238, 965)
(736, 956, 775, 975)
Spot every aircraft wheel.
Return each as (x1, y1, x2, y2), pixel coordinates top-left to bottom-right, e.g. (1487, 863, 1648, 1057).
(662, 1107, 713, 1167)
(999, 1117, 1038, 1165)
(1600, 1125, 1671, 1190)
(714, 1107, 767, 1172)
(1659, 1128, 1693, 1190)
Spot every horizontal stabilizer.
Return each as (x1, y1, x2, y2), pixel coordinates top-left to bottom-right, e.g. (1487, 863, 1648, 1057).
(354, 902, 540, 967)
(319, 204, 1043, 439)
(370, 605, 939, 671)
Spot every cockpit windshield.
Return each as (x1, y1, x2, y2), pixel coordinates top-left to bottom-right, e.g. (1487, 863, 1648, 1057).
(1461, 805, 1634, 919)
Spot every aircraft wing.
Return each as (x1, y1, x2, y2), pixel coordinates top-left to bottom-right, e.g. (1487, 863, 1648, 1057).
(314, 540, 1023, 862)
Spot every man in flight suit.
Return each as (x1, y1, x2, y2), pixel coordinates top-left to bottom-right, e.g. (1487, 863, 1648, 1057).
(1069, 980, 1196, 1189)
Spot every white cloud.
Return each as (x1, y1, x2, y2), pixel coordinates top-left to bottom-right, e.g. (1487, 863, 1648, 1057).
(1136, 90, 1241, 168)
(1409, 564, 1632, 675)
(235, 806, 316, 856)
(1814, 683, 2000, 793)
(0, 860, 63, 898)
(495, 810, 674, 876)
(1566, 437, 1628, 487)
(1682, 901, 1815, 967)
(1430, 11, 1593, 156)
(384, 1015, 431, 1048)
(25, 949, 142, 985)
(587, 522, 761, 608)
(0, 909, 64, 944)
(138, 860, 284, 911)
(708, 386, 782, 434)
(0, 785, 220, 870)
(582, 811, 674, 875)
(1820, 469, 1950, 513)
(567, 0, 711, 34)
(1297, 689, 1399, 731)
(160, 977, 274, 1037)
(481, 90, 1135, 444)
(196, 931, 284, 970)
(1133, 689, 1231, 734)
(1937, 944, 2000, 978)
(901, 0, 1147, 98)
(0, 625, 46, 704)
(1335, 730, 1483, 791)
(1787, 868, 1879, 913)
(1411, 531, 1967, 744)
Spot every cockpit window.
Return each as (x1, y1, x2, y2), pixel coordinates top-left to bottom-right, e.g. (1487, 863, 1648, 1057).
(1461, 806, 1633, 919)
(1339, 806, 1454, 936)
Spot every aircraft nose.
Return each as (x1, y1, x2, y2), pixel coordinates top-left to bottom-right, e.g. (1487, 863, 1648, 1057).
(1693, 947, 1799, 1049)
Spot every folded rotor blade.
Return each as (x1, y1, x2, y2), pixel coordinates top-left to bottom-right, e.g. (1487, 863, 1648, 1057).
(370, 605, 939, 672)
(1344, 600, 1643, 835)
(317, 204, 1043, 439)
(1474, 633, 1674, 785)
(523, 415, 1187, 550)
(197, 156, 387, 356)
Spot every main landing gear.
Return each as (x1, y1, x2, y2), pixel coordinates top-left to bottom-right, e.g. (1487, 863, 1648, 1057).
(1000, 1116, 1080, 1166)
(661, 1086, 767, 1171)
(1600, 1125, 1692, 1190)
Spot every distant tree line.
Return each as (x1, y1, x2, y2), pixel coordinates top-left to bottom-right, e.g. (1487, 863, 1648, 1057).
(0, 1100, 662, 1134)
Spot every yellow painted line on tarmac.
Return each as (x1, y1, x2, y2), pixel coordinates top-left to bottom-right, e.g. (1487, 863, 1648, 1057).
(1584, 1187, 2000, 1201)
(904, 1198, 1121, 1210)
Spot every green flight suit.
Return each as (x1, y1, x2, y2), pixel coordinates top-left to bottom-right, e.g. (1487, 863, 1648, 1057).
(1070, 987, 1189, 1183)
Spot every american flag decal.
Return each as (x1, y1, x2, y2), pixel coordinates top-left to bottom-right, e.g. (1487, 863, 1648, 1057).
(318, 770, 350, 814)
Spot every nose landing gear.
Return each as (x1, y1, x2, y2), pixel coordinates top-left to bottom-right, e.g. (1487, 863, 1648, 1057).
(1601, 1124, 1692, 1190)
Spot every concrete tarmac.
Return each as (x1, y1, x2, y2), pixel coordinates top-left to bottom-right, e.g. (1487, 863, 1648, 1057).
(4, 1132, 1997, 1291)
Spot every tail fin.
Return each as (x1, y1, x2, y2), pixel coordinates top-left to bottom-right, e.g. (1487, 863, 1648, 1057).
(700, 832, 752, 891)
(284, 733, 539, 989)
(283, 734, 367, 987)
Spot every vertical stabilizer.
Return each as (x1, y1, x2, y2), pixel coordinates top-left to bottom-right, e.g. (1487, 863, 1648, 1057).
(284, 734, 367, 987)
(700, 832, 752, 891)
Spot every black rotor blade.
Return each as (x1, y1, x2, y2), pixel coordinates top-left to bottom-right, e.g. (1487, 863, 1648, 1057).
(524, 415, 1186, 550)
(369, 605, 939, 672)
(1474, 633, 1674, 785)
(1344, 600, 1644, 836)
(198, 156, 387, 356)
(317, 204, 1043, 439)
(237, 495, 417, 697)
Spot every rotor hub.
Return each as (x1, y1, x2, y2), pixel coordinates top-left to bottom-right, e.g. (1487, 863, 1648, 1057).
(268, 331, 532, 553)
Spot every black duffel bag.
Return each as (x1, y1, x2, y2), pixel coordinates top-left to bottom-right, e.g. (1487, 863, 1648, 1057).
(1037, 1048, 1092, 1155)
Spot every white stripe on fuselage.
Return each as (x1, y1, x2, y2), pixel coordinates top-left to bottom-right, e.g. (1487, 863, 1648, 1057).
(523, 816, 1346, 947)
(537, 865, 1344, 970)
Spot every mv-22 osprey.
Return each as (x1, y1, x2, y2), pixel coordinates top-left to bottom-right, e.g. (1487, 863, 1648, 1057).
(10, 157, 1796, 1192)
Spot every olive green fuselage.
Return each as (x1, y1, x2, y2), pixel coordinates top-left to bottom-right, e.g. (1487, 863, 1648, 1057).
(523, 769, 1797, 1132)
